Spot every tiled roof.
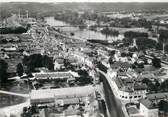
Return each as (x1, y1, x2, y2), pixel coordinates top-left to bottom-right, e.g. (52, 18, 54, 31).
(111, 62, 131, 69)
(147, 93, 168, 100)
(115, 77, 146, 92)
(35, 72, 73, 79)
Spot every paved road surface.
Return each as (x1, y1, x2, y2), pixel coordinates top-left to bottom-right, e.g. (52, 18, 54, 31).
(0, 90, 29, 97)
(99, 73, 125, 117)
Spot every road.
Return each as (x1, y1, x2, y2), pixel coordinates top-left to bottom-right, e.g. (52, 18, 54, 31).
(99, 72, 125, 117)
(0, 90, 29, 98)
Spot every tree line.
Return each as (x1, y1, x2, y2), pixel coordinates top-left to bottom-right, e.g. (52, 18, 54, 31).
(122, 30, 168, 53)
(0, 53, 54, 88)
(0, 59, 8, 88)
(0, 26, 28, 34)
(22, 54, 54, 75)
(101, 27, 119, 37)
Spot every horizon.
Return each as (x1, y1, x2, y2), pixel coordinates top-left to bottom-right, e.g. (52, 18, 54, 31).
(1, 0, 168, 3)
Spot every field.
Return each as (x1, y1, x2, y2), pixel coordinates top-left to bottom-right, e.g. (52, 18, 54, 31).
(112, 27, 148, 34)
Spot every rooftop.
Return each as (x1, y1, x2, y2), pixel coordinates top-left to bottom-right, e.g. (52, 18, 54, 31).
(34, 71, 79, 80)
(147, 92, 168, 100)
(127, 106, 139, 115)
(140, 98, 158, 109)
(114, 77, 147, 92)
(111, 62, 131, 69)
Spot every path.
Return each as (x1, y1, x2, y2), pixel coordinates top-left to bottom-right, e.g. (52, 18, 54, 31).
(0, 90, 29, 98)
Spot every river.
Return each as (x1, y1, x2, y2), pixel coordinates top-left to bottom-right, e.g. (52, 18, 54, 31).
(45, 17, 124, 41)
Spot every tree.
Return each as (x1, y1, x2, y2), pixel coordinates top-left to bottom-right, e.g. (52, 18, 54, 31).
(0, 59, 8, 88)
(22, 54, 43, 72)
(164, 44, 168, 53)
(160, 79, 168, 92)
(23, 54, 54, 73)
(158, 100, 168, 112)
(77, 70, 92, 85)
(101, 27, 119, 37)
(142, 78, 151, 84)
(63, 58, 70, 69)
(124, 31, 148, 39)
(152, 56, 161, 68)
(17, 63, 24, 77)
(21, 107, 31, 117)
(109, 56, 114, 65)
(142, 78, 157, 92)
(136, 37, 157, 50)
(158, 30, 168, 54)
(0, 26, 28, 34)
(42, 55, 54, 70)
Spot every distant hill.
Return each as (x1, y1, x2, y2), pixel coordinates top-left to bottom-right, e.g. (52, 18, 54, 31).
(83, 3, 168, 12)
(1, 2, 168, 20)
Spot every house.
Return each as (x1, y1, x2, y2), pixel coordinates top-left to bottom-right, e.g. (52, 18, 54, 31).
(109, 76, 147, 101)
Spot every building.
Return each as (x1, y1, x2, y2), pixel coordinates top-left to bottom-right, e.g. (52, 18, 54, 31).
(107, 69, 147, 101)
(32, 71, 79, 86)
(138, 93, 168, 117)
(30, 85, 95, 105)
(72, 51, 94, 68)
(113, 77, 147, 101)
(34, 71, 79, 79)
(139, 99, 158, 117)
(126, 105, 144, 117)
(30, 85, 99, 117)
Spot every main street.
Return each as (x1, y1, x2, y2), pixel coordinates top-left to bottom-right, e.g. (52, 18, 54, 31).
(52, 26, 125, 117)
(99, 72, 125, 117)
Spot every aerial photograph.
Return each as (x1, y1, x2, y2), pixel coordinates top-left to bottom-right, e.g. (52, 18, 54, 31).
(0, 0, 168, 117)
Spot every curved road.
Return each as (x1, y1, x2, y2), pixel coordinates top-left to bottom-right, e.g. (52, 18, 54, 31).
(99, 72, 125, 117)
(0, 90, 29, 98)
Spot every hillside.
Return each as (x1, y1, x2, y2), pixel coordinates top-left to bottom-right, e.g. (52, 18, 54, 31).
(1, 2, 168, 20)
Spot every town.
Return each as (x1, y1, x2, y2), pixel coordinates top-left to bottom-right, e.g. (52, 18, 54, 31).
(0, 2, 168, 117)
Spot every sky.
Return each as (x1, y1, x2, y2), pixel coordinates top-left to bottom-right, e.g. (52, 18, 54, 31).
(0, 0, 168, 2)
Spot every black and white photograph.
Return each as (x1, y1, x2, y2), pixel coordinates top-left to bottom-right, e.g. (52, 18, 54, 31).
(0, 0, 168, 117)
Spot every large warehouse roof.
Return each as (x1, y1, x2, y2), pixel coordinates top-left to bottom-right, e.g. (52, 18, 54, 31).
(30, 85, 95, 101)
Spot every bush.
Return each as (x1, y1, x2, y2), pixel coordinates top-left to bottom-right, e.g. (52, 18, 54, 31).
(17, 63, 24, 77)
(22, 54, 54, 73)
(0, 26, 28, 34)
(152, 56, 161, 68)
(0, 59, 8, 87)
(101, 27, 119, 37)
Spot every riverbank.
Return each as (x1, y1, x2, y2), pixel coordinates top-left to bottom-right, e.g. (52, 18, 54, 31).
(45, 17, 124, 41)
